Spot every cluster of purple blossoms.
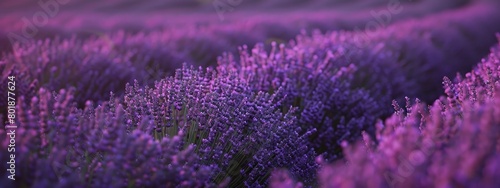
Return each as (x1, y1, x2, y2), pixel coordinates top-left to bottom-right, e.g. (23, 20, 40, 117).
(217, 42, 385, 161)
(271, 36, 500, 188)
(0, 88, 212, 187)
(123, 64, 317, 187)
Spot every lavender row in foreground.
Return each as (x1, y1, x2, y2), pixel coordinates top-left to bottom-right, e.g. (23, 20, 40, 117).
(123, 65, 317, 187)
(0, 88, 213, 187)
(0, 65, 317, 187)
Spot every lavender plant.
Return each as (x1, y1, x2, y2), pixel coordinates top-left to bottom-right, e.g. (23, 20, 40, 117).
(122, 64, 318, 187)
(311, 38, 500, 188)
(0, 88, 212, 187)
(217, 42, 387, 161)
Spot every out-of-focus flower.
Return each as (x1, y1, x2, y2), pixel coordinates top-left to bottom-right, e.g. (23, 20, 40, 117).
(315, 39, 500, 188)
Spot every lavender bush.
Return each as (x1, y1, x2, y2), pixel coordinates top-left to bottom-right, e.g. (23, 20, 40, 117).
(0, 88, 212, 187)
(217, 42, 386, 161)
(122, 64, 317, 187)
(307, 37, 500, 188)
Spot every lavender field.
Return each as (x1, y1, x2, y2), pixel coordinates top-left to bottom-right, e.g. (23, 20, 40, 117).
(1, 0, 500, 187)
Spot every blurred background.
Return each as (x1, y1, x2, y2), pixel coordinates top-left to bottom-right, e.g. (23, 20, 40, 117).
(0, 0, 477, 37)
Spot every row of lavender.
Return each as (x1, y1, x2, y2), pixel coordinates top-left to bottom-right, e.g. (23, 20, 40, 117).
(219, 0, 500, 161)
(272, 35, 500, 188)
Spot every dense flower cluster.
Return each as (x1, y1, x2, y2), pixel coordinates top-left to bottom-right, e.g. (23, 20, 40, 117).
(270, 37, 500, 188)
(123, 65, 317, 187)
(217, 42, 385, 161)
(0, 88, 213, 187)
